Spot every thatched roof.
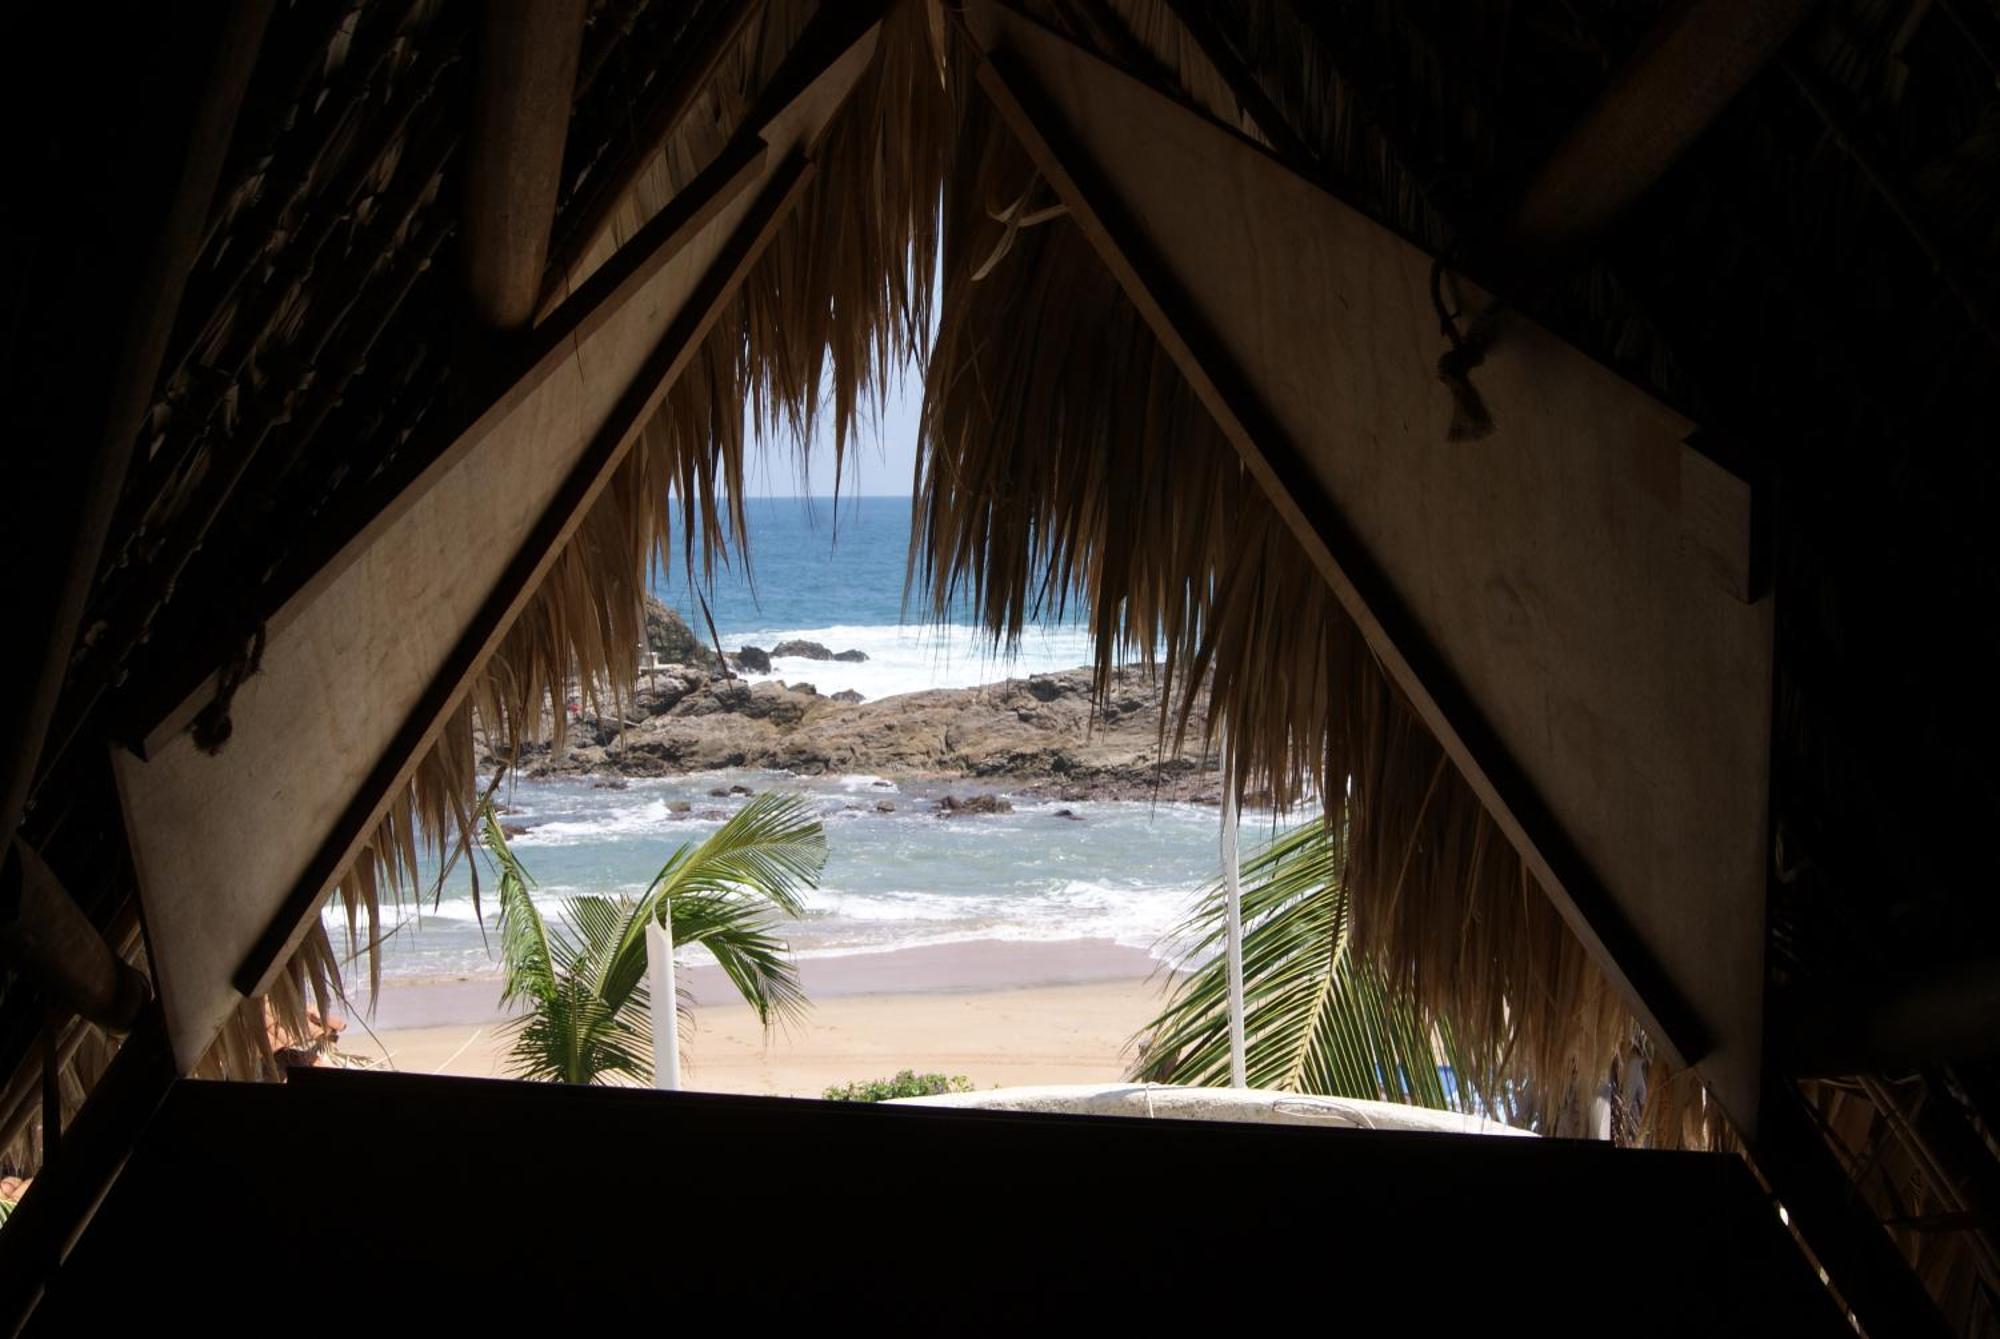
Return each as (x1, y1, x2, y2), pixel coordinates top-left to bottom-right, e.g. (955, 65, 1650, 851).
(7, 0, 2000, 1328)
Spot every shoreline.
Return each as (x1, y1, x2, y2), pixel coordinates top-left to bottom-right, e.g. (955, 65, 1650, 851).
(363, 935, 1171, 1029)
(339, 937, 1177, 1095)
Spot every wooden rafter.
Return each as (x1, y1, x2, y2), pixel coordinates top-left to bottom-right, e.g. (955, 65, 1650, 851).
(1497, 0, 1821, 264)
(963, 3, 1775, 1132)
(462, 0, 590, 329)
(112, 9, 885, 1072)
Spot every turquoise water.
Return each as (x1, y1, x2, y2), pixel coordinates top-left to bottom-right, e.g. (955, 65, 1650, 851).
(341, 497, 1237, 983)
(351, 771, 1240, 981)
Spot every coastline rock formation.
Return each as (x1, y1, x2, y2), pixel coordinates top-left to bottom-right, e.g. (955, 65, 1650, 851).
(936, 793, 1013, 817)
(643, 595, 714, 668)
(771, 639, 870, 663)
(507, 666, 1219, 801)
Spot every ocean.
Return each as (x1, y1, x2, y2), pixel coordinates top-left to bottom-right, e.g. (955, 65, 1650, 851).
(651, 493, 1102, 698)
(337, 496, 1241, 985)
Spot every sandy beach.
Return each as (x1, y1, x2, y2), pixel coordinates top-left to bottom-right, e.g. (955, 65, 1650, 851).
(338, 937, 1174, 1096)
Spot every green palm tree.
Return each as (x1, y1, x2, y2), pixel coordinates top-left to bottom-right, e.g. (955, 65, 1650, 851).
(1131, 817, 1492, 1114)
(483, 793, 826, 1085)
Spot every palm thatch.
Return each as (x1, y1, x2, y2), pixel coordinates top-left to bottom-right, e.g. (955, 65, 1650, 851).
(275, 0, 951, 1070)
(161, 0, 1683, 1149)
(17, 2, 2000, 1320)
(911, 38, 1671, 1142)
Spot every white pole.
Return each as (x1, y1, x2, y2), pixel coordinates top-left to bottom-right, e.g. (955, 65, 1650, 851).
(645, 916, 681, 1091)
(1222, 734, 1248, 1088)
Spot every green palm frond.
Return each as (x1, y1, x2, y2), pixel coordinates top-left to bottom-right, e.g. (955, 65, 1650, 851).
(480, 793, 825, 1084)
(1133, 818, 1489, 1114)
(486, 806, 553, 1012)
(644, 793, 826, 917)
(666, 892, 810, 1027)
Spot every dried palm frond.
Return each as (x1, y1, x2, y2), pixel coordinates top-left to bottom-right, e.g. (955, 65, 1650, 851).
(913, 81, 1681, 1141)
(223, 1, 953, 1069)
(0, 1019, 121, 1177)
(1799, 1075, 2000, 1334)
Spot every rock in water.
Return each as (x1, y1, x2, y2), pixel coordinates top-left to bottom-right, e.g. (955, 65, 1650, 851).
(936, 793, 1013, 817)
(832, 689, 864, 704)
(832, 649, 869, 663)
(733, 645, 772, 672)
(772, 639, 834, 660)
(514, 664, 1220, 802)
(643, 594, 713, 667)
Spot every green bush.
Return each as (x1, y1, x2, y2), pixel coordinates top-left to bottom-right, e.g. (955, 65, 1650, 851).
(822, 1069, 974, 1103)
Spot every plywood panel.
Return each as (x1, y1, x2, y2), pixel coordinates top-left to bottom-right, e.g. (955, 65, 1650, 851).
(969, 6, 1773, 1129)
(115, 24, 880, 1072)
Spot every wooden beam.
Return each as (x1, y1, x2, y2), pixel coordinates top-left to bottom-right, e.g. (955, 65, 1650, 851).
(1775, 962, 2000, 1077)
(0, 842, 149, 1033)
(111, 13, 884, 1072)
(0, 1010, 175, 1334)
(236, 156, 816, 1002)
(1753, 1078, 1953, 1336)
(1498, 0, 1820, 263)
(964, 5, 1774, 1131)
(462, 0, 589, 329)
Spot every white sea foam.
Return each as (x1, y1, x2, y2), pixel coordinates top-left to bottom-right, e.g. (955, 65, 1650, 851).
(509, 798, 678, 846)
(788, 877, 1194, 957)
(724, 621, 1097, 700)
(336, 769, 1245, 982)
(831, 773, 898, 793)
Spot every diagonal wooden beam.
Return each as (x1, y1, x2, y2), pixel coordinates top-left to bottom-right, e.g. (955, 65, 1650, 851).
(964, 3, 1775, 1134)
(235, 153, 816, 1003)
(1498, 0, 1821, 264)
(111, 9, 884, 1073)
(462, 0, 590, 329)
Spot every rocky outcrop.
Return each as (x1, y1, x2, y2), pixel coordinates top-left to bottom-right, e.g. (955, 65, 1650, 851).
(732, 645, 772, 673)
(936, 793, 1013, 816)
(771, 639, 869, 663)
(643, 595, 714, 668)
(513, 666, 1219, 801)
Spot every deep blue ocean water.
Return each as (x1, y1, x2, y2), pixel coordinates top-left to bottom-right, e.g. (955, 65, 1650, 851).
(652, 495, 928, 634)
